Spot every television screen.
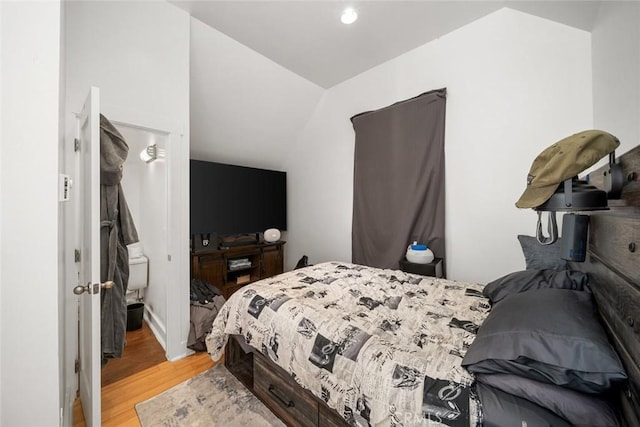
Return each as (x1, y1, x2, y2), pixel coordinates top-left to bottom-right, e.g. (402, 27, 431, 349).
(190, 160, 287, 236)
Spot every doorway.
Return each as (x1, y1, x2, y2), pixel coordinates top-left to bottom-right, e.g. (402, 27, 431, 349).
(63, 105, 191, 426)
(101, 123, 170, 385)
(116, 123, 170, 348)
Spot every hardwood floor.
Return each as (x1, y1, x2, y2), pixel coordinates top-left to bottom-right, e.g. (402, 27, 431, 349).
(73, 322, 216, 426)
(101, 322, 167, 387)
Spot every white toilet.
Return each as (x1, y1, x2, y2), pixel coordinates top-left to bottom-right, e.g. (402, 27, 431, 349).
(127, 242, 148, 304)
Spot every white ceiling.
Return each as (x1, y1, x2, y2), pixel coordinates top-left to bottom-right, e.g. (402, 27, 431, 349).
(170, 1, 602, 88)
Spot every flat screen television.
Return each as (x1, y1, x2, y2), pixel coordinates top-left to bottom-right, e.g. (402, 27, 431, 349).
(190, 160, 287, 237)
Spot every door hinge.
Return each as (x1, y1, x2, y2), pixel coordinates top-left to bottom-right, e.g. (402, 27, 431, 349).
(75, 249, 81, 263)
(74, 138, 80, 152)
(74, 359, 80, 373)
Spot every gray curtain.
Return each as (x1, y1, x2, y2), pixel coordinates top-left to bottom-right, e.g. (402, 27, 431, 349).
(351, 88, 446, 270)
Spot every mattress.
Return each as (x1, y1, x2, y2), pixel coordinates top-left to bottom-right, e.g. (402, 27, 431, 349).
(206, 261, 490, 426)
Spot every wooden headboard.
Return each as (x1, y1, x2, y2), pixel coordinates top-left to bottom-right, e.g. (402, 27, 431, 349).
(570, 144, 640, 427)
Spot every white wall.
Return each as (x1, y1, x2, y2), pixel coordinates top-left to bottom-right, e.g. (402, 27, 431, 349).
(0, 3, 4, 420)
(64, 0, 190, 364)
(189, 17, 324, 171)
(592, 1, 640, 157)
(189, 16, 324, 262)
(1, 1, 62, 425)
(284, 8, 593, 283)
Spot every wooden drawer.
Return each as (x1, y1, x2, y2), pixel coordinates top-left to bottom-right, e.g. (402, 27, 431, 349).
(319, 403, 348, 427)
(588, 213, 640, 284)
(254, 353, 319, 427)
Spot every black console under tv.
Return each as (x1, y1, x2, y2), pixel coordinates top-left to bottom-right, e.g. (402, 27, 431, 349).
(190, 160, 287, 246)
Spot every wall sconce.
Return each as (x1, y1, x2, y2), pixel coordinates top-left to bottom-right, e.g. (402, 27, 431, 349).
(140, 144, 158, 163)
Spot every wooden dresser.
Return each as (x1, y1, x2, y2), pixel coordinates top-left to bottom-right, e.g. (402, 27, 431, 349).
(191, 241, 285, 299)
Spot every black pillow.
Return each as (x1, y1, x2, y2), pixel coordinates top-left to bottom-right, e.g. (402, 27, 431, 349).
(518, 235, 566, 271)
(475, 373, 619, 427)
(476, 382, 572, 427)
(462, 289, 627, 393)
(483, 269, 589, 304)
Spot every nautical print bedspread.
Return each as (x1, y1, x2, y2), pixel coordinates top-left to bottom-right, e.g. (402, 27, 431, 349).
(206, 262, 490, 427)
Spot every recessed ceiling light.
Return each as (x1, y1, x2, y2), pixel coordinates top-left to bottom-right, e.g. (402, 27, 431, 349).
(341, 7, 358, 25)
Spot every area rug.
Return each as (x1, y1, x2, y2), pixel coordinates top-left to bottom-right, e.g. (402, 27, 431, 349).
(135, 364, 285, 426)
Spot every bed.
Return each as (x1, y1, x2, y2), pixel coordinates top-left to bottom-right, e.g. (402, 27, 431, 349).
(205, 144, 640, 427)
(207, 262, 489, 425)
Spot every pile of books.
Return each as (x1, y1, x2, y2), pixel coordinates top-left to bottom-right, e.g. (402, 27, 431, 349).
(228, 258, 251, 270)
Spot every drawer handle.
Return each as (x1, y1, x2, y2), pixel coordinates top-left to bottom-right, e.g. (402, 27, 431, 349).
(268, 384, 295, 408)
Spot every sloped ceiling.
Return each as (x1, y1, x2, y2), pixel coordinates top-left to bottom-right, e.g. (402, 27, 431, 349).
(171, 1, 600, 88)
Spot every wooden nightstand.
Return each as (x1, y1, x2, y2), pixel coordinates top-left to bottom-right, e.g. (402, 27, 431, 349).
(399, 257, 444, 278)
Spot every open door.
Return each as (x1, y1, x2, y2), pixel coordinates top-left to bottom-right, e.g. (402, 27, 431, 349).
(74, 87, 101, 426)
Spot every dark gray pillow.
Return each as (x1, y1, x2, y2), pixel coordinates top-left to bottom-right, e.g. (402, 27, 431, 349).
(462, 289, 627, 393)
(483, 269, 590, 304)
(476, 382, 571, 427)
(475, 373, 619, 427)
(518, 235, 567, 271)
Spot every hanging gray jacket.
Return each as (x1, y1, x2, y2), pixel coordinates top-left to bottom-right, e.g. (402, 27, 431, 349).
(100, 114, 139, 363)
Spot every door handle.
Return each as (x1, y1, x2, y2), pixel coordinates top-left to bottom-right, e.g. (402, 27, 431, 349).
(268, 384, 295, 408)
(73, 281, 114, 295)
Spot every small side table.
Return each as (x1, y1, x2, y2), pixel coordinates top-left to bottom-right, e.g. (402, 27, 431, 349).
(399, 257, 444, 278)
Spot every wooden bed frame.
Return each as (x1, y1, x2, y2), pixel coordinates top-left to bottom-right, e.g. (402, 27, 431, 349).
(225, 328, 349, 426)
(223, 144, 640, 427)
(571, 144, 640, 427)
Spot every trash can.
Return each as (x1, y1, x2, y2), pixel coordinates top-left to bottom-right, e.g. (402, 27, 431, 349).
(126, 302, 144, 331)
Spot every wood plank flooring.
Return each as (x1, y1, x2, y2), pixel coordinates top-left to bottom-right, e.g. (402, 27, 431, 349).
(73, 322, 216, 426)
(101, 322, 168, 387)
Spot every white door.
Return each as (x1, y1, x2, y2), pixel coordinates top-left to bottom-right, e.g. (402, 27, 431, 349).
(75, 87, 102, 426)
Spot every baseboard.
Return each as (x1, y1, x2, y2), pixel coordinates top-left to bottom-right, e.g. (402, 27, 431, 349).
(143, 304, 194, 361)
(144, 307, 167, 352)
(167, 348, 193, 362)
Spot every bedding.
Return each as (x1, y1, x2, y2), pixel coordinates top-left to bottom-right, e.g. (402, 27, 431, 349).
(206, 261, 490, 426)
(475, 373, 620, 427)
(482, 268, 589, 304)
(462, 288, 627, 393)
(475, 382, 572, 427)
(517, 235, 566, 271)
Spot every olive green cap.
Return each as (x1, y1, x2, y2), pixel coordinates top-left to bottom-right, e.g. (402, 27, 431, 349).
(515, 130, 619, 209)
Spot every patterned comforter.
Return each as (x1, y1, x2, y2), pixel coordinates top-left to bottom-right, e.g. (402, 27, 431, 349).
(206, 262, 490, 427)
